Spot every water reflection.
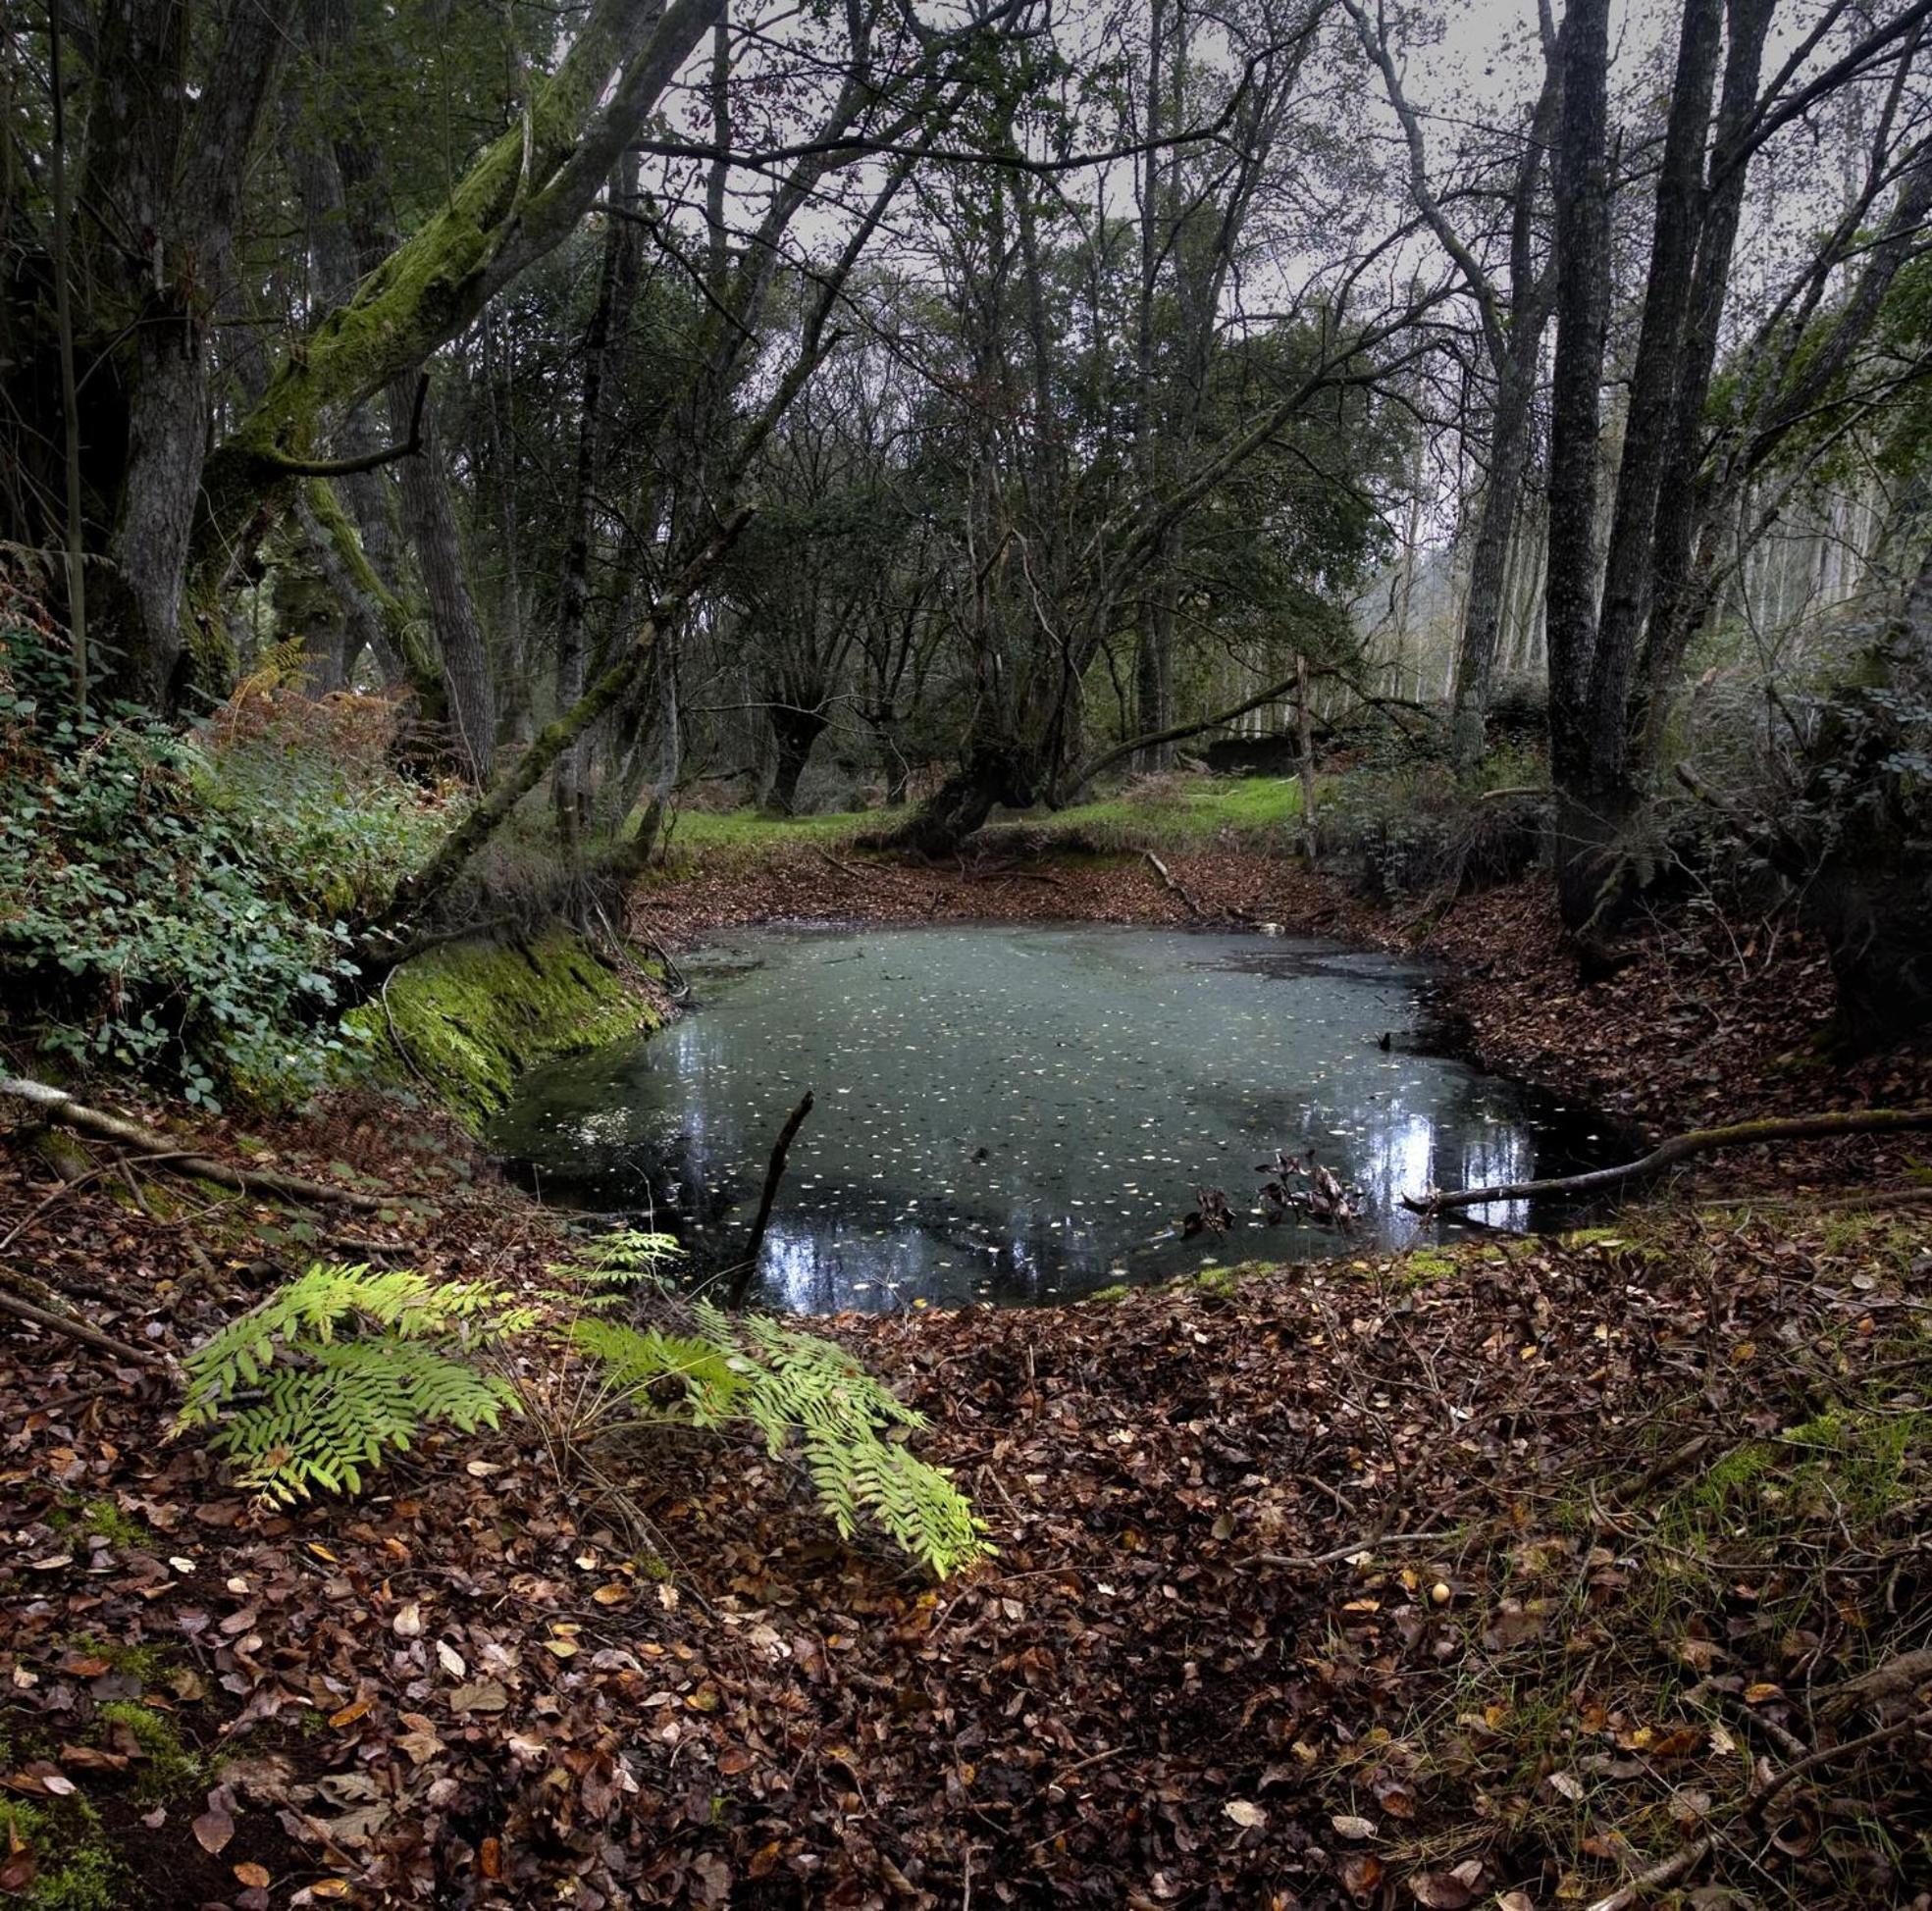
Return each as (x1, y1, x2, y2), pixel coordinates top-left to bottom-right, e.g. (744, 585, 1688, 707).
(490, 925, 1612, 1312)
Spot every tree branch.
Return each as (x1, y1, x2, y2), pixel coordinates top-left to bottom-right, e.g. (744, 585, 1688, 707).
(261, 375, 429, 478)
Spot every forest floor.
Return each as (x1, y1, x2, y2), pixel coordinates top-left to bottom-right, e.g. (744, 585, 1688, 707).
(4, 816, 1932, 1909)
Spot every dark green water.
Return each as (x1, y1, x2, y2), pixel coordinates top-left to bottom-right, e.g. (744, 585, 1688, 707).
(490, 924, 1613, 1313)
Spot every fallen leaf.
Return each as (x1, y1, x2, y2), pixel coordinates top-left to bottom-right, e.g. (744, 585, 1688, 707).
(234, 1861, 271, 1887)
(1223, 1799, 1266, 1829)
(191, 1802, 235, 1855)
(1408, 1873, 1477, 1910)
(448, 1680, 509, 1713)
(1332, 1813, 1378, 1841)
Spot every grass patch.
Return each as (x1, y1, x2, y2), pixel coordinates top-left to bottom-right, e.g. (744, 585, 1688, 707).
(661, 807, 872, 856)
(1027, 775, 1313, 850)
(654, 775, 1316, 864)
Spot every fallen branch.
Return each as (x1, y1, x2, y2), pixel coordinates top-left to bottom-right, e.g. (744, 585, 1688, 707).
(1403, 1107, 1932, 1214)
(1143, 851, 1204, 919)
(0, 1285, 164, 1368)
(1818, 1646, 1932, 1724)
(0, 1077, 392, 1212)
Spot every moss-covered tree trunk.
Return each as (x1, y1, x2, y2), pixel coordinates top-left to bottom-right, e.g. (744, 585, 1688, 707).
(183, 0, 723, 670)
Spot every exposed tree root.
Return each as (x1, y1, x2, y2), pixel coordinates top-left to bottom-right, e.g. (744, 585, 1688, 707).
(1404, 1107, 1932, 1213)
(0, 1281, 164, 1368)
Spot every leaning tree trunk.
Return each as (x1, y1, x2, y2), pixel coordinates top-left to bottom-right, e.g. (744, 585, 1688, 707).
(185, 0, 724, 618)
(873, 738, 1041, 857)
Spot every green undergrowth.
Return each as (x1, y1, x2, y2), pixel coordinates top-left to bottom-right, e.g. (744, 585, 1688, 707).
(352, 930, 656, 1129)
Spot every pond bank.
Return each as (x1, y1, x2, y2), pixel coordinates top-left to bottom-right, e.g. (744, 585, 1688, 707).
(3, 1110, 1928, 1907)
(355, 927, 669, 1130)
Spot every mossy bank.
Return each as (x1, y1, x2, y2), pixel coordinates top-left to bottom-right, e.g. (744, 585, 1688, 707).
(357, 930, 660, 1130)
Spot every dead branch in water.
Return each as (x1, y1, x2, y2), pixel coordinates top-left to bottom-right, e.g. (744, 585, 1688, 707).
(729, 1089, 815, 1308)
(1403, 1107, 1932, 1214)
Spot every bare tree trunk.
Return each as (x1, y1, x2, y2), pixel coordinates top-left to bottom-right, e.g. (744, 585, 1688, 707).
(1543, 0, 1615, 929)
(1296, 651, 1319, 859)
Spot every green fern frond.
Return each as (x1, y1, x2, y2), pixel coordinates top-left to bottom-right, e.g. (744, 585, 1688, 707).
(175, 1264, 527, 1502)
(548, 1228, 684, 1292)
(574, 1301, 987, 1576)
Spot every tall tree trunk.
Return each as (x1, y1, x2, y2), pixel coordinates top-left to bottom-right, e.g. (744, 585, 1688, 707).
(1449, 72, 1558, 769)
(390, 385, 496, 788)
(1581, 0, 1726, 812)
(1543, 0, 1615, 929)
(764, 706, 829, 814)
(87, 0, 289, 710)
(555, 155, 642, 847)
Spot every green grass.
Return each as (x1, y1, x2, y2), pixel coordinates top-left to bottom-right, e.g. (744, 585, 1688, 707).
(659, 776, 1316, 861)
(661, 806, 874, 853)
(1034, 775, 1313, 847)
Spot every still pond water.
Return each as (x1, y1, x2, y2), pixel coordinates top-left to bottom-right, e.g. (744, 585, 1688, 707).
(491, 924, 1611, 1313)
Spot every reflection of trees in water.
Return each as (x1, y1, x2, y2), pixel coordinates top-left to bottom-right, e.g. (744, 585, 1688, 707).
(754, 1202, 1115, 1313)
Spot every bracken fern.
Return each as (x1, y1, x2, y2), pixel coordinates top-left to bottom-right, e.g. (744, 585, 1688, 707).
(565, 1296, 990, 1576)
(174, 1264, 531, 1503)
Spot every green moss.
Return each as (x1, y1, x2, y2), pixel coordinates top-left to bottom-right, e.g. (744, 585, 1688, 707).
(1192, 1261, 1269, 1296)
(47, 1498, 153, 1551)
(1558, 1226, 1628, 1249)
(1685, 1403, 1928, 1525)
(61, 1634, 173, 1686)
(94, 1703, 203, 1803)
(1082, 1282, 1135, 1305)
(2, 1799, 126, 1911)
(1396, 1250, 1459, 1284)
(350, 930, 657, 1130)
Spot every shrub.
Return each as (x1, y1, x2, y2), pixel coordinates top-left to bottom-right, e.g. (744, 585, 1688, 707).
(0, 596, 446, 1105)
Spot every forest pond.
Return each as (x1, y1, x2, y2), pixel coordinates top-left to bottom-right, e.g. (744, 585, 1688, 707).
(491, 924, 1615, 1313)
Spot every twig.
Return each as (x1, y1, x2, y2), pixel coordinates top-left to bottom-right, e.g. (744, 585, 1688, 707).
(1241, 1528, 1457, 1571)
(1584, 1708, 1932, 1911)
